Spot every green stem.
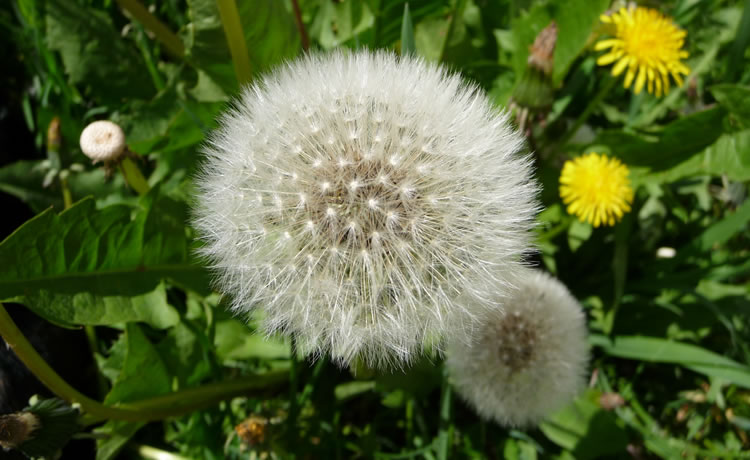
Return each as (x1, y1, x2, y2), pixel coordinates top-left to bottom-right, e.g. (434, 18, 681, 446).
(135, 445, 191, 460)
(290, 0, 309, 51)
(286, 337, 299, 442)
(435, 376, 453, 460)
(215, 0, 253, 85)
(0, 303, 287, 423)
(439, 0, 468, 62)
(558, 75, 616, 148)
(59, 174, 73, 209)
(115, 0, 185, 58)
(120, 156, 150, 196)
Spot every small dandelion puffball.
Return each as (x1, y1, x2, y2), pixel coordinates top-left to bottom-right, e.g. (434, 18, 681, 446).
(193, 51, 539, 368)
(445, 270, 589, 427)
(79, 120, 126, 163)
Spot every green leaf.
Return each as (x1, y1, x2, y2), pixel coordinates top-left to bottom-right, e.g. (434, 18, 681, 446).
(94, 420, 144, 460)
(540, 389, 628, 460)
(104, 323, 171, 404)
(183, 0, 299, 92)
(652, 130, 750, 183)
(214, 319, 290, 361)
(0, 161, 131, 213)
(591, 335, 750, 388)
(309, 0, 375, 49)
(157, 321, 213, 386)
(710, 84, 750, 127)
(45, 0, 153, 102)
(690, 198, 750, 253)
(19, 283, 179, 329)
(595, 107, 726, 170)
(551, 0, 610, 85)
(567, 219, 592, 252)
(0, 194, 209, 305)
(400, 3, 416, 56)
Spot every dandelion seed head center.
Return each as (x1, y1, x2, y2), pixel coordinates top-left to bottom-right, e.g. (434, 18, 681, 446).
(259, 150, 431, 253)
(492, 313, 538, 372)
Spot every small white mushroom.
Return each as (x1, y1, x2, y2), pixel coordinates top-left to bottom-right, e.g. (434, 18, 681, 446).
(79, 120, 126, 163)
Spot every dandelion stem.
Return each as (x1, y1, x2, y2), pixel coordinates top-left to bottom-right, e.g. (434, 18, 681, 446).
(435, 376, 453, 460)
(120, 156, 150, 196)
(59, 175, 73, 209)
(215, 0, 253, 85)
(558, 75, 616, 148)
(115, 0, 185, 59)
(290, 0, 310, 51)
(0, 303, 287, 423)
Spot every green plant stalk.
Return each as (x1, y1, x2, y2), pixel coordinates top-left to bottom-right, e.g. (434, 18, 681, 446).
(59, 175, 73, 209)
(115, 0, 185, 58)
(435, 377, 452, 460)
(558, 75, 617, 148)
(439, 0, 468, 62)
(0, 303, 287, 422)
(286, 336, 299, 442)
(120, 156, 150, 196)
(135, 445, 190, 460)
(215, 0, 252, 85)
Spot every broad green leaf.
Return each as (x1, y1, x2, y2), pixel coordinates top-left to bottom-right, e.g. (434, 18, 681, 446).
(400, 3, 416, 56)
(157, 321, 213, 386)
(551, 0, 610, 85)
(183, 0, 299, 92)
(591, 335, 750, 388)
(104, 323, 171, 404)
(690, 198, 750, 252)
(20, 283, 178, 329)
(0, 194, 209, 305)
(594, 107, 726, 170)
(567, 219, 592, 252)
(653, 130, 750, 183)
(45, 0, 153, 102)
(214, 319, 290, 361)
(94, 420, 144, 460)
(335, 380, 376, 401)
(540, 389, 628, 460)
(710, 84, 750, 127)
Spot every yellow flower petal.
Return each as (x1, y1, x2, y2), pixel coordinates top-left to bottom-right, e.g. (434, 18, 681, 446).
(558, 153, 633, 227)
(594, 6, 690, 97)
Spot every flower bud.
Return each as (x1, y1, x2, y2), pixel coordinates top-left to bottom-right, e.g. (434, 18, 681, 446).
(0, 412, 40, 450)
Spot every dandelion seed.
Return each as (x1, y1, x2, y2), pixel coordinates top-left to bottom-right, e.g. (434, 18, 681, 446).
(445, 270, 589, 427)
(595, 6, 690, 96)
(193, 51, 539, 368)
(559, 153, 634, 227)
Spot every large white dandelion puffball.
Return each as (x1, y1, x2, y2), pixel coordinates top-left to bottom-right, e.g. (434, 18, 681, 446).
(193, 51, 539, 368)
(445, 270, 589, 427)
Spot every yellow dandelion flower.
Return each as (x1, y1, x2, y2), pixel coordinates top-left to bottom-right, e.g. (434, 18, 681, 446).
(559, 153, 634, 227)
(595, 6, 690, 96)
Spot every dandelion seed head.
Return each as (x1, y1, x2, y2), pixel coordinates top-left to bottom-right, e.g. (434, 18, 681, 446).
(595, 6, 690, 96)
(445, 270, 589, 427)
(559, 152, 634, 227)
(193, 51, 539, 368)
(79, 120, 126, 163)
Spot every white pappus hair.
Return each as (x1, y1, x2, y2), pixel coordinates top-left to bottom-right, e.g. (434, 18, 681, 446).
(193, 51, 539, 368)
(445, 269, 589, 427)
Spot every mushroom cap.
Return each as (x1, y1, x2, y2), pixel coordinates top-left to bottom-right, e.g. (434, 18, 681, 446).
(79, 120, 126, 163)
